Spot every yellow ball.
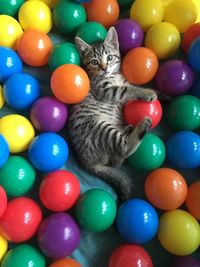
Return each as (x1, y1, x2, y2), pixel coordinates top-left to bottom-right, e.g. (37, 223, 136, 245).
(0, 114, 35, 153)
(145, 22, 180, 59)
(0, 86, 5, 109)
(158, 209, 200, 255)
(27, 0, 59, 9)
(161, 0, 172, 6)
(193, 0, 200, 23)
(18, 0, 53, 33)
(164, 0, 198, 33)
(0, 235, 7, 261)
(130, 0, 164, 32)
(0, 15, 23, 50)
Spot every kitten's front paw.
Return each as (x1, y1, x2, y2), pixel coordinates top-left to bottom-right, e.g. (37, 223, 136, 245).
(137, 117, 152, 139)
(138, 89, 157, 102)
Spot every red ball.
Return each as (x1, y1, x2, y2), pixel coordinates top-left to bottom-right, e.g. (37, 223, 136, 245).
(124, 99, 162, 129)
(0, 197, 42, 243)
(0, 186, 7, 218)
(109, 244, 153, 267)
(39, 170, 81, 212)
(182, 23, 200, 53)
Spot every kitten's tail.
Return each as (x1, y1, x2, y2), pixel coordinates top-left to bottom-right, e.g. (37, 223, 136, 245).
(87, 164, 134, 202)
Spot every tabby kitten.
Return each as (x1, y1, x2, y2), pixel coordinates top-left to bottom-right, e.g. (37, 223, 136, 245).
(67, 27, 157, 201)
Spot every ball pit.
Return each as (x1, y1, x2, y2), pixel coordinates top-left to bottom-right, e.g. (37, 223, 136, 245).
(0, 234, 8, 261)
(0, 186, 7, 218)
(0, 0, 24, 17)
(49, 258, 82, 267)
(186, 180, 200, 220)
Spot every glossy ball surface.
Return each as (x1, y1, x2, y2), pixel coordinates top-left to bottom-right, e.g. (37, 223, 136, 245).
(0, 135, 9, 168)
(30, 96, 68, 132)
(0, 186, 7, 219)
(0, 235, 8, 261)
(38, 212, 81, 259)
(3, 73, 40, 110)
(28, 133, 69, 172)
(0, 197, 42, 243)
(49, 258, 82, 267)
(145, 168, 187, 210)
(182, 23, 200, 53)
(186, 180, 200, 220)
(188, 37, 200, 71)
(116, 199, 159, 244)
(128, 133, 166, 172)
(0, 0, 24, 17)
(0, 156, 36, 197)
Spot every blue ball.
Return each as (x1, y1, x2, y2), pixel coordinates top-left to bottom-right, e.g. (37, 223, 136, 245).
(3, 73, 40, 110)
(0, 46, 23, 83)
(188, 37, 200, 71)
(116, 198, 159, 244)
(166, 131, 200, 169)
(0, 134, 9, 167)
(28, 133, 69, 172)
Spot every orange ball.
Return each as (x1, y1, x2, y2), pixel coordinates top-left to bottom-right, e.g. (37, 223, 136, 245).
(84, 0, 119, 29)
(186, 180, 200, 220)
(49, 258, 82, 267)
(122, 47, 158, 85)
(145, 168, 188, 211)
(17, 29, 53, 66)
(51, 64, 90, 104)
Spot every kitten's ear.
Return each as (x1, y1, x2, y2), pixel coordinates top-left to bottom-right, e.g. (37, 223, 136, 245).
(104, 27, 119, 51)
(75, 36, 92, 57)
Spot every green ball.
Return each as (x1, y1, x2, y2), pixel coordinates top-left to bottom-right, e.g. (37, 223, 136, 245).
(0, 0, 24, 17)
(76, 22, 107, 44)
(0, 156, 36, 197)
(128, 133, 166, 172)
(1, 244, 45, 267)
(118, 0, 133, 9)
(53, 0, 87, 35)
(48, 42, 81, 71)
(75, 189, 117, 232)
(167, 95, 200, 131)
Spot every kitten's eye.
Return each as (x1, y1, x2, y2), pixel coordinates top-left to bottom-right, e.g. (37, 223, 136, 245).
(107, 55, 113, 61)
(91, 59, 99, 65)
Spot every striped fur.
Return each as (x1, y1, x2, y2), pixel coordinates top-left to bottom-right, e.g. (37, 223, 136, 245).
(67, 27, 157, 201)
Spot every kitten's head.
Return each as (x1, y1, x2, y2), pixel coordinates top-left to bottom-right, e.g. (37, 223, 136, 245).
(75, 27, 121, 77)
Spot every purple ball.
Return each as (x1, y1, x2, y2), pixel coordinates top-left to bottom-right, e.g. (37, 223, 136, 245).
(171, 256, 200, 267)
(155, 60, 194, 96)
(38, 212, 81, 259)
(114, 19, 144, 55)
(30, 96, 68, 132)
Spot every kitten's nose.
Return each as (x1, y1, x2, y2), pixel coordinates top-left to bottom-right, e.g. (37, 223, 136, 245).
(100, 64, 108, 71)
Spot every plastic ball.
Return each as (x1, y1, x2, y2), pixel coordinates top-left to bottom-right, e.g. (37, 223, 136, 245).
(84, 0, 120, 29)
(114, 19, 144, 55)
(109, 244, 153, 267)
(0, 156, 36, 197)
(163, 0, 197, 33)
(145, 22, 180, 59)
(0, 186, 7, 219)
(130, 0, 164, 32)
(145, 168, 187, 211)
(0, 15, 23, 50)
(39, 170, 80, 212)
(0, 197, 42, 243)
(186, 180, 200, 220)
(0, 235, 8, 261)
(51, 64, 90, 104)
(0, 47, 23, 83)
(171, 256, 200, 267)
(1, 244, 45, 267)
(124, 99, 162, 129)
(75, 189, 117, 232)
(182, 23, 200, 53)
(188, 37, 200, 71)
(155, 59, 194, 96)
(28, 132, 69, 172)
(0, 135, 9, 168)
(116, 198, 159, 244)
(49, 258, 82, 267)
(28, 0, 59, 9)
(76, 21, 107, 44)
(0, 86, 5, 109)
(128, 133, 166, 172)
(166, 131, 200, 169)
(3, 73, 41, 110)
(17, 29, 53, 67)
(167, 95, 200, 131)
(48, 42, 81, 72)
(30, 96, 68, 132)
(158, 209, 200, 255)
(0, 0, 24, 17)
(18, 0, 53, 33)
(0, 114, 35, 153)
(122, 47, 158, 85)
(53, 0, 86, 35)
(38, 212, 81, 259)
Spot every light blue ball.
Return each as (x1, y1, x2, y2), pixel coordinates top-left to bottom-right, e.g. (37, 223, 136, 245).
(0, 134, 9, 167)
